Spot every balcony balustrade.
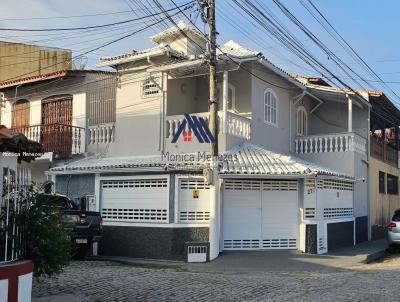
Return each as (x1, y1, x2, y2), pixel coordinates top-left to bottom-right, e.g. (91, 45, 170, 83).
(11, 123, 84, 159)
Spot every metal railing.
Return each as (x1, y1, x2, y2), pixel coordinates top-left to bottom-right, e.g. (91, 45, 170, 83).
(11, 123, 85, 159)
(370, 137, 399, 168)
(0, 167, 32, 263)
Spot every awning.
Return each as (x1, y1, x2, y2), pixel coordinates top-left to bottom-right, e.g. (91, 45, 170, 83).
(49, 142, 351, 179)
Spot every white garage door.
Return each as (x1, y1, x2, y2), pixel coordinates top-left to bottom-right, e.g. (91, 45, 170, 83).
(223, 180, 298, 250)
(101, 178, 169, 223)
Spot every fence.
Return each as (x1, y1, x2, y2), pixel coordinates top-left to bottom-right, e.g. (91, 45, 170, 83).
(0, 167, 32, 263)
(370, 137, 399, 168)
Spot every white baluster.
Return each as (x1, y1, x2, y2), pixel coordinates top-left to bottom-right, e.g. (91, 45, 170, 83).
(338, 136, 343, 151)
(295, 139, 298, 153)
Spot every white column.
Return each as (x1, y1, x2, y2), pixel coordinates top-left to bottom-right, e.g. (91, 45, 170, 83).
(209, 158, 220, 260)
(222, 71, 228, 134)
(348, 95, 353, 133)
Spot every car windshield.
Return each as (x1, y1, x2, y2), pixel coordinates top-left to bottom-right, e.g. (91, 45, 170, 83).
(392, 211, 400, 222)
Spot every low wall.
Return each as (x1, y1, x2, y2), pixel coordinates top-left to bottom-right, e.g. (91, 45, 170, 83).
(0, 260, 34, 302)
(99, 226, 209, 260)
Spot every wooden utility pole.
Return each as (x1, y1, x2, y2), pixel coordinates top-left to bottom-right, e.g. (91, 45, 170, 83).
(207, 0, 218, 156)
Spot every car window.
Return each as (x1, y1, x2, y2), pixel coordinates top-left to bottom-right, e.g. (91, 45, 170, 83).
(392, 211, 400, 222)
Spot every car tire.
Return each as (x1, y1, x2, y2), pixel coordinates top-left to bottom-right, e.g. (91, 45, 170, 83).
(387, 244, 399, 254)
(74, 245, 88, 260)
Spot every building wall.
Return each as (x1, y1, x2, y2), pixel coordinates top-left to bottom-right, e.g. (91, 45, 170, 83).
(250, 63, 301, 154)
(0, 42, 71, 82)
(370, 157, 400, 239)
(1, 77, 87, 130)
(106, 71, 164, 157)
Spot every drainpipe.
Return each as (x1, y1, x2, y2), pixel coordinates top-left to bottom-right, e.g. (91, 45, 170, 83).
(222, 71, 228, 134)
(367, 104, 371, 240)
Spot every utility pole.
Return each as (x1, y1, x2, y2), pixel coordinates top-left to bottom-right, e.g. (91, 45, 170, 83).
(207, 0, 218, 156)
(206, 0, 219, 260)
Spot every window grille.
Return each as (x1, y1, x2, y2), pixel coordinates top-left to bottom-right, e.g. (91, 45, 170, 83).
(142, 78, 160, 97)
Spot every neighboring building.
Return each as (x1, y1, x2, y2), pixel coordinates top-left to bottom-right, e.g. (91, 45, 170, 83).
(0, 41, 72, 82)
(0, 69, 117, 184)
(48, 22, 370, 260)
(368, 91, 400, 239)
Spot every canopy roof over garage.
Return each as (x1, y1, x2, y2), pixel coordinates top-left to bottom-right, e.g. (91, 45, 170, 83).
(49, 142, 351, 179)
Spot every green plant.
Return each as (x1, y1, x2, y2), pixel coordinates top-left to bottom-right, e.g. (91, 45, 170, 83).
(26, 193, 72, 277)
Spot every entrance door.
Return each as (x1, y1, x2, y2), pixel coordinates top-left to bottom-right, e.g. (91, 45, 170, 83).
(222, 180, 299, 250)
(41, 95, 73, 157)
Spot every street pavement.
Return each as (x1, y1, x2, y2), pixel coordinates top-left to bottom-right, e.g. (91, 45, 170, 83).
(32, 240, 398, 302)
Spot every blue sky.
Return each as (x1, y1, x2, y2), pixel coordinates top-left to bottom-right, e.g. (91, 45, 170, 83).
(1, 0, 400, 101)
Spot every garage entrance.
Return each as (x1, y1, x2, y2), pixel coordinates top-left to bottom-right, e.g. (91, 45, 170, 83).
(222, 180, 299, 250)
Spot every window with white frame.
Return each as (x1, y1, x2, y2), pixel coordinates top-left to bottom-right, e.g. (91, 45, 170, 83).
(297, 106, 307, 136)
(142, 78, 160, 97)
(264, 89, 278, 126)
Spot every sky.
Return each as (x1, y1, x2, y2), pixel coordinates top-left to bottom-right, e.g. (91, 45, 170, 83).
(1, 0, 400, 103)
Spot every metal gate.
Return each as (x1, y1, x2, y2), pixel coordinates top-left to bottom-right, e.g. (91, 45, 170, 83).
(100, 178, 169, 223)
(222, 180, 299, 250)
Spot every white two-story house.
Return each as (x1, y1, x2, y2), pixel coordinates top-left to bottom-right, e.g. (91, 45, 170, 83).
(48, 22, 370, 261)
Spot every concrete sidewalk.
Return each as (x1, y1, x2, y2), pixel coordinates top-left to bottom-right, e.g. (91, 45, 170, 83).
(90, 239, 387, 274)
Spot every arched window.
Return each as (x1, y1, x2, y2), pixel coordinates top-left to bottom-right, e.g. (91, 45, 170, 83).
(264, 89, 278, 127)
(12, 99, 30, 128)
(297, 106, 307, 136)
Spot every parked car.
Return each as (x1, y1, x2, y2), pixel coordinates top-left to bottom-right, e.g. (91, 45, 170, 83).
(38, 194, 102, 259)
(387, 209, 400, 251)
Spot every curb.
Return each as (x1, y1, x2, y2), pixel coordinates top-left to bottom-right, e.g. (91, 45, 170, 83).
(86, 256, 185, 269)
(365, 249, 387, 264)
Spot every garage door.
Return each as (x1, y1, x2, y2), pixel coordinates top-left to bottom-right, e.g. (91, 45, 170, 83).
(223, 180, 298, 250)
(101, 178, 169, 223)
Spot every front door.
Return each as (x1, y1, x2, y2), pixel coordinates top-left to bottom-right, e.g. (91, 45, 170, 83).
(41, 95, 73, 157)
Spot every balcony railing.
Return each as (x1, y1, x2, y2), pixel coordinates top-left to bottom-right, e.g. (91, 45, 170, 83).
(370, 138, 398, 167)
(88, 123, 115, 144)
(295, 132, 366, 154)
(166, 111, 251, 141)
(11, 123, 84, 159)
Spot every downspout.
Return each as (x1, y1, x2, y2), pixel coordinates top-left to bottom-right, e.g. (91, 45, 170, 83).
(367, 104, 371, 240)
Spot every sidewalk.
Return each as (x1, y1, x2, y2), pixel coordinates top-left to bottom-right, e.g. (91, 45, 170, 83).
(89, 239, 387, 274)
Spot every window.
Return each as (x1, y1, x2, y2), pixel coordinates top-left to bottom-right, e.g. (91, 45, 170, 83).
(297, 106, 307, 136)
(12, 99, 30, 128)
(379, 171, 385, 193)
(88, 74, 116, 125)
(142, 78, 159, 97)
(387, 174, 398, 195)
(264, 89, 278, 126)
(392, 210, 400, 222)
(218, 83, 236, 111)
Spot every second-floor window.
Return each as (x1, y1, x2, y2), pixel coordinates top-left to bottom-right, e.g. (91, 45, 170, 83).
(142, 78, 160, 97)
(297, 106, 307, 136)
(379, 171, 385, 193)
(12, 99, 30, 128)
(264, 89, 278, 127)
(387, 174, 398, 195)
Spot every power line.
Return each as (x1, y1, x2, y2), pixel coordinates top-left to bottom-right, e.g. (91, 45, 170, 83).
(0, 7, 192, 85)
(298, 0, 400, 103)
(0, 2, 194, 32)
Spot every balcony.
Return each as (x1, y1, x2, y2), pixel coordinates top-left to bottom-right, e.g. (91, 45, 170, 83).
(11, 123, 85, 159)
(166, 111, 251, 141)
(294, 132, 367, 154)
(370, 137, 399, 168)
